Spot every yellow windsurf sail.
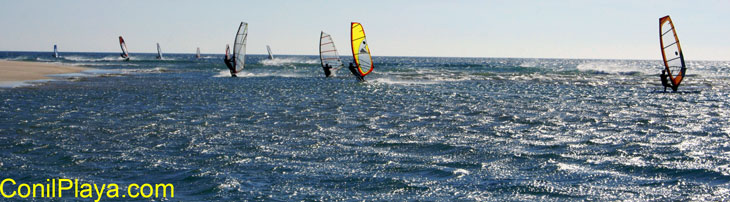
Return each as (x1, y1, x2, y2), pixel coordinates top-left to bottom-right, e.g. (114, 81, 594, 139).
(351, 22, 374, 76)
(659, 15, 686, 88)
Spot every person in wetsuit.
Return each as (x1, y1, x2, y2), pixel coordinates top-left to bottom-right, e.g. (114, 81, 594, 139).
(348, 63, 364, 82)
(660, 70, 672, 92)
(322, 64, 332, 77)
(224, 56, 237, 77)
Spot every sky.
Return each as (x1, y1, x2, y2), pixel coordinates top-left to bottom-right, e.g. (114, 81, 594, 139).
(0, 0, 729, 60)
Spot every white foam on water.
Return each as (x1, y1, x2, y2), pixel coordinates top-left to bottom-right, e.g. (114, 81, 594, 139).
(576, 61, 655, 75)
(67, 62, 139, 67)
(369, 77, 441, 85)
(519, 61, 538, 68)
(2, 56, 30, 61)
(63, 55, 127, 62)
(213, 70, 307, 78)
(47, 72, 96, 78)
(259, 57, 319, 66)
(0, 79, 54, 88)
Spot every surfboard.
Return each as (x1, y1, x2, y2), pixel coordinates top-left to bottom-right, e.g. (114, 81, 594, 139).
(119, 36, 129, 60)
(156, 43, 163, 59)
(320, 31, 344, 76)
(233, 22, 248, 73)
(659, 15, 686, 91)
(351, 22, 374, 77)
(266, 45, 274, 60)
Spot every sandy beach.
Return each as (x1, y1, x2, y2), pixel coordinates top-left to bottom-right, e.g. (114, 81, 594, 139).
(0, 60, 88, 83)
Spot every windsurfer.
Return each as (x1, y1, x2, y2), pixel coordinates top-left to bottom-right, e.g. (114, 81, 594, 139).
(660, 70, 673, 92)
(348, 63, 364, 82)
(323, 64, 332, 77)
(224, 56, 237, 77)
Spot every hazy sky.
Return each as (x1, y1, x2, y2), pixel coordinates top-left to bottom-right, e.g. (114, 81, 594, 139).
(1, 0, 728, 60)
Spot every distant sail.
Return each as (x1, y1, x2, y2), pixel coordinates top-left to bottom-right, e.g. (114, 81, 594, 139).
(319, 31, 344, 72)
(119, 36, 129, 59)
(266, 45, 274, 59)
(659, 15, 686, 90)
(233, 22, 248, 73)
(156, 43, 163, 59)
(53, 44, 58, 58)
(196, 47, 201, 58)
(351, 22, 374, 77)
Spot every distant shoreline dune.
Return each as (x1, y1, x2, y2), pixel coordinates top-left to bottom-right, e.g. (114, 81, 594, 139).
(0, 60, 88, 85)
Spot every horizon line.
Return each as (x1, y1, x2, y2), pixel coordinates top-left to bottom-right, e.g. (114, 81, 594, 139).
(1, 50, 728, 62)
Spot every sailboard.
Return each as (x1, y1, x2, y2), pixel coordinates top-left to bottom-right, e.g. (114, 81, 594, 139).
(319, 31, 344, 74)
(119, 36, 129, 60)
(232, 22, 248, 73)
(266, 45, 274, 59)
(53, 45, 59, 58)
(156, 43, 163, 59)
(196, 47, 201, 59)
(351, 22, 374, 77)
(659, 15, 686, 91)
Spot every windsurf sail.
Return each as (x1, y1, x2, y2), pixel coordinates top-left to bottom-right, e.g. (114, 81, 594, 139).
(266, 45, 274, 59)
(156, 43, 163, 59)
(320, 31, 344, 71)
(659, 15, 686, 89)
(351, 22, 374, 76)
(233, 22, 248, 73)
(119, 36, 129, 59)
(53, 45, 58, 58)
(196, 47, 201, 58)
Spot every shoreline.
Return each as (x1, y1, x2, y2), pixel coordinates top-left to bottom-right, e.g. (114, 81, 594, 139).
(0, 60, 89, 87)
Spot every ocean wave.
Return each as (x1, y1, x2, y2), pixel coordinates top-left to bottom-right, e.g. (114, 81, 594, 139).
(576, 61, 656, 75)
(63, 55, 128, 62)
(213, 70, 307, 78)
(259, 57, 319, 66)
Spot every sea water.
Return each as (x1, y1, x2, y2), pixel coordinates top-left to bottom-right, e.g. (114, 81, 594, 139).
(1, 51, 729, 200)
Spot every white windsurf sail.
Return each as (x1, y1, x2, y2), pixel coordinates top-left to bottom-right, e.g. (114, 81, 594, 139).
(266, 45, 274, 59)
(196, 47, 201, 58)
(659, 15, 686, 90)
(320, 31, 344, 71)
(233, 22, 248, 72)
(119, 36, 129, 59)
(156, 43, 163, 59)
(53, 44, 58, 58)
